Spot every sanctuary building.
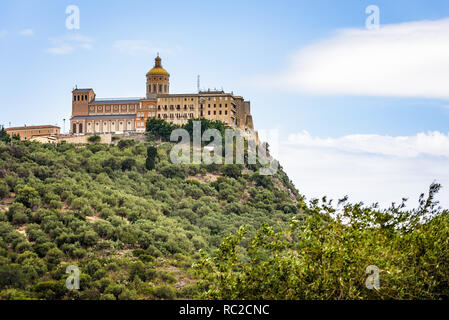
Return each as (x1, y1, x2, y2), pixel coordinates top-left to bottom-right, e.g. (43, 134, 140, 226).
(70, 56, 254, 135)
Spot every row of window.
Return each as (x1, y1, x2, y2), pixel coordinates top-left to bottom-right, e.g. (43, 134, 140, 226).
(205, 110, 227, 116)
(148, 84, 168, 93)
(8, 129, 55, 135)
(157, 104, 195, 111)
(74, 94, 88, 102)
(73, 121, 133, 134)
(138, 105, 156, 110)
(154, 103, 233, 111)
(157, 96, 233, 102)
(158, 113, 195, 119)
(159, 97, 196, 102)
(88, 121, 131, 127)
(206, 96, 229, 101)
(149, 76, 168, 81)
(151, 109, 229, 118)
(137, 112, 156, 118)
(202, 103, 229, 109)
(89, 105, 136, 112)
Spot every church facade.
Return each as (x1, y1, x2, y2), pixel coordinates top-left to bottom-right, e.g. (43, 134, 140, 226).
(70, 56, 254, 135)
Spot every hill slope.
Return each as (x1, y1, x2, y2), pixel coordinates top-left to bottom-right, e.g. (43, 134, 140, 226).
(0, 139, 301, 300)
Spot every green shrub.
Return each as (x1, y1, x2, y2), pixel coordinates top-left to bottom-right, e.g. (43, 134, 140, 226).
(118, 139, 135, 150)
(0, 180, 9, 199)
(0, 264, 27, 289)
(121, 158, 137, 171)
(15, 186, 40, 209)
(100, 293, 116, 300)
(153, 285, 176, 299)
(49, 200, 63, 210)
(87, 135, 101, 143)
(45, 247, 64, 265)
(221, 164, 243, 179)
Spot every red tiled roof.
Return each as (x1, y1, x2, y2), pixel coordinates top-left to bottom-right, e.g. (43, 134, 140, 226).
(6, 125, 60, 131)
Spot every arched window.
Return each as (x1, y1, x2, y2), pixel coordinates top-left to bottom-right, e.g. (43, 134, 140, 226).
(153, 84, 156, 92)
(164, 85, 167, 92)
(73, 123, 77, 133)
(159, 84, 162, 92)
(79, 123, 83, 133)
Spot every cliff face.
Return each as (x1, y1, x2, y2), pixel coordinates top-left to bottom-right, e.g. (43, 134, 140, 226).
(0, 139, 301, 300)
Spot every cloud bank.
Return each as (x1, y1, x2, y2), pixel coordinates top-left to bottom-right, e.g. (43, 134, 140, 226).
(257, 18, 449, 99)
(273, 131, 449, 208)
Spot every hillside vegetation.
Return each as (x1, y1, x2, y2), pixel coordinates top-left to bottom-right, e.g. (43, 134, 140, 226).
(0, 135, 300, 300)
(0, 124, 448, 300)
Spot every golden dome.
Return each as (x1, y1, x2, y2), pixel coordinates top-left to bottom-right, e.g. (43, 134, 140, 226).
(147, 67, 169, 76)
(147, 55, 169, 76)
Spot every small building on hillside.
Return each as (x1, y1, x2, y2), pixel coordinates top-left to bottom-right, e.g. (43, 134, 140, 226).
(29, 136, 59, 144)
(6, 125, 60, 141)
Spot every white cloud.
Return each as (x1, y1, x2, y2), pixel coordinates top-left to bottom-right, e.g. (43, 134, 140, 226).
(46, 34, 94, 55)
(271, 131, 449, 208)
(19, 29, 34, 36)
(255, 18, 449, 99)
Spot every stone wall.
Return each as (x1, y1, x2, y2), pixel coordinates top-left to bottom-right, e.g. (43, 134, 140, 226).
(58, 134, 112, 144)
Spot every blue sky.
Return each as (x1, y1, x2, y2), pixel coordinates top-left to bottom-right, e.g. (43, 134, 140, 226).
(1, 0, 449, 207)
